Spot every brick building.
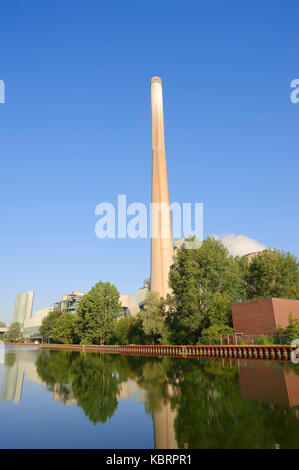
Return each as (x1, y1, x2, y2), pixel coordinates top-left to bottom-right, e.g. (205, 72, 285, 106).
(232, 298, 299, 336)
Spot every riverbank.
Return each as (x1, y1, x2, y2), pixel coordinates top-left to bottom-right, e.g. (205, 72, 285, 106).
(2, 342, 297, 361)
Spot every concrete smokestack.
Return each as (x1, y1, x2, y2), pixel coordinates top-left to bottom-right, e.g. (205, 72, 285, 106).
(150, 76, 174, 298)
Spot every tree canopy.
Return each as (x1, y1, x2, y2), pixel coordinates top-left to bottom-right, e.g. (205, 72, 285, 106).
(243, 249, 299, 300)
(284, 314, 299, 343)
(168, 237, 244, 343)
(140, 292, 169, 345)
(166, 240, 299, 344)
(39, 310, 62, 341)
(31, 244, 299, 347)
(75, 281, 121, 345)
(4, 322, 23, 342)
(110, 315, 147, 345)
(51, 313, 76, 344)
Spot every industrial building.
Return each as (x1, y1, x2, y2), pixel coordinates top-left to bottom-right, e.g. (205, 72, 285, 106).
(232, 298, 299, 338)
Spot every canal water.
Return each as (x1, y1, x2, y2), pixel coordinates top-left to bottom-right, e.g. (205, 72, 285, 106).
(0, 345, 299, 449)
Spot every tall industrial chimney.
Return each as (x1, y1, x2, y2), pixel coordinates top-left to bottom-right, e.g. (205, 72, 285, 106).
(150, 76, 174, 298)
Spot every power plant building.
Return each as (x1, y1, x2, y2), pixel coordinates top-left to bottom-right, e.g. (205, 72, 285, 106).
(23, 306, 54, 337)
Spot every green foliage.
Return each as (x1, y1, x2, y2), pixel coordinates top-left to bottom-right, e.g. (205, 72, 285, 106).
(237, 337, 246, 345)
(4, 322, 23, 342)
(201, 325, 235, 344)
(51, 313, 76, 344)
(0, 321, 6, 328)
(75, 281, 121, 345)
(168, 237, 244, 344)
(110, 316, 142, 345)
(167, 240, 299, 345)
(39, 310, 62, 341)
(255, 335, 275, 345)
(34, 245, 299, 348)
(140, 292, 169, 345)
(244, 249, 299, 300)
(206, 292, 233, 327)
(284, 314, 299, 344)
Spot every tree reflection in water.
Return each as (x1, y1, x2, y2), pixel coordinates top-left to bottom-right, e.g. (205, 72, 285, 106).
(35, 350, 299, 448)
(36, 351, 120, 424)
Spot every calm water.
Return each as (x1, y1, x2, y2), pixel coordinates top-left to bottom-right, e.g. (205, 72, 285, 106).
(0, 345, 299, 449)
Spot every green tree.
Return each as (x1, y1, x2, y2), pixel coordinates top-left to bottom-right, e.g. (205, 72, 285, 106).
(111, 316, 132, 344)
(244, 249, 299, 300)
(140, 292, 169, 345)
(284, 314, 299, 344)
(201, 325, 235, 344)
(5, 322, 23, 342)
(125, 315, 149, 345)
(206, 292, 233, 327)
(0, 321, 6, 328)
(75, 281, 121, 345)
(111, 316, 145, 345)
(39, 310, 62, 342)
(51, 313, 76, 344)
(168, 237, 244, 344)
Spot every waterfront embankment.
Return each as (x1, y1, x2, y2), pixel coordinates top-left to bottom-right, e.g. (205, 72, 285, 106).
(3, 342, 297, 361)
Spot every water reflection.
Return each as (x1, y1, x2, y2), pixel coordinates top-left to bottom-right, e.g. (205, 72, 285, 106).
(1, 347, 299, 449)
(1, 348, 43, 403)
(239, 360, 299, 407)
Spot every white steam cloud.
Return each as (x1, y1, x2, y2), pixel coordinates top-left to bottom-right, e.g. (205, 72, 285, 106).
(213, 233, 267, 257)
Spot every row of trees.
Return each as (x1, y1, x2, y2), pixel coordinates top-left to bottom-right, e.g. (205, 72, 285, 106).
(167, 237, 299, 343)
(38, 237, 299, 345)
(40, 282, 121, 344)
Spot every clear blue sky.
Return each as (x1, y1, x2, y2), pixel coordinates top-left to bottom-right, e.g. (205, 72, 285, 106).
(0, 0, 298, 324)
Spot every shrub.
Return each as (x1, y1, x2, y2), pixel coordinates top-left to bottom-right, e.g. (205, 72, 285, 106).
(255, 335, 275, 345)
(284, 314, 299, 344)
(201, 325, 234, 345)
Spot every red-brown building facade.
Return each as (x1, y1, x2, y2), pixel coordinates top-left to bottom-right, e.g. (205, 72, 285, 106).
(232, 298, 299, 336)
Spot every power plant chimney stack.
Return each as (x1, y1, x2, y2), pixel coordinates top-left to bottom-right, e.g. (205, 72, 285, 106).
(150, 76, 174, 298)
